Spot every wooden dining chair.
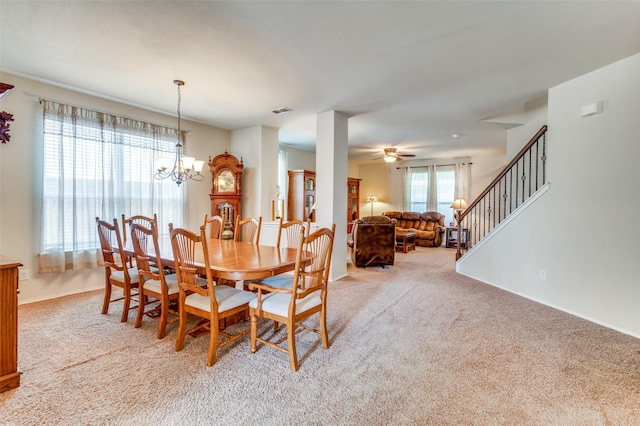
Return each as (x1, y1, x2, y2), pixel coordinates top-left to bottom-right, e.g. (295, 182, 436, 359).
(121, 214, 158, 267)
(260, 218, 310, 289)
(121, 214, 158, 244)
(275, 217, 310, 249)
(249, 224, 336, 371)
(234, 215, 262, 244)
(130, 222, 179, 339)
(96, 217, 140, 323)
(171, 225, 257, 367)
(203, 214, 223, 239)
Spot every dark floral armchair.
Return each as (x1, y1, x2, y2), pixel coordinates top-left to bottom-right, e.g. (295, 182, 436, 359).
(347, 216, 396, 267)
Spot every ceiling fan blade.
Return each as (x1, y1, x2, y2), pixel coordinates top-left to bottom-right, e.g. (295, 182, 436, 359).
(397, 154, 416, 157)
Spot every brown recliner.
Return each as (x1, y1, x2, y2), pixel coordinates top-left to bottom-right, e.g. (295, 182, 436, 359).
(347, 216, 396, 267)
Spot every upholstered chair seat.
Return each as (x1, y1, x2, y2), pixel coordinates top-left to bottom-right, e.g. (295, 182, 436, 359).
(185, 284, 256, 313)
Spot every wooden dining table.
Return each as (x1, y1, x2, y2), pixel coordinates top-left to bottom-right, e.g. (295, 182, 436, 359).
(123, 236, 307, 285)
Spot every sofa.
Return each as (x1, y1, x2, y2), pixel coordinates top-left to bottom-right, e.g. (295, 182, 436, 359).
(382, 211, 445, 247)
(347, 216, 396, 267)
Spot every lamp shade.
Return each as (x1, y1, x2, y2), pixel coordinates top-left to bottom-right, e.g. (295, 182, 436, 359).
(181, 156, 195, 171)
(193, 160, 205, 173)
(450, 199, 468, 210)
(154, 155, 171, 171)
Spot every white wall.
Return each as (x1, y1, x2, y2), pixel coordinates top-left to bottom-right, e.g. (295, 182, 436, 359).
(0, 73, 230, 303)
(506, 95, 548, 160)
(280, 144, 316, 171)
(458, 52, 640, 338)
(231, 125, 279, 220)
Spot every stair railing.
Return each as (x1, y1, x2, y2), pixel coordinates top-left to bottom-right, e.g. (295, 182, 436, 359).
(455, 125, 548, 259)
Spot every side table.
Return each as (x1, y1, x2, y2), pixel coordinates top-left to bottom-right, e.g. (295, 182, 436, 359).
(445, 227, 469, 249)
(395, 231, 416, 253)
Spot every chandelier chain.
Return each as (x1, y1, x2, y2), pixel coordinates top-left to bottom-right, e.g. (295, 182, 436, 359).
(153, 79, 204, 186)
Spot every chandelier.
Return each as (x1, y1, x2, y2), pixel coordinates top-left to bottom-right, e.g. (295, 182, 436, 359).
(154, 80, 205, 186)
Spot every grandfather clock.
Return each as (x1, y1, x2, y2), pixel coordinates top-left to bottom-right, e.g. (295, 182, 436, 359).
(208, 151, 243, 240)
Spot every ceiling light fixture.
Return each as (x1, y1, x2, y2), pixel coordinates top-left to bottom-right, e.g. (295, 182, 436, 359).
(383, 147, 399, 162)
(154, 80, 205, 186)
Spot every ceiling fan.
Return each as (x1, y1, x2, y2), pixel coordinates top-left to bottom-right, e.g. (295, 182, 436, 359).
(381, 147, 416, 162)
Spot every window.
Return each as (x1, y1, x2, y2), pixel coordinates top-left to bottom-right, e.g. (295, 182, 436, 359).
(39, 100, 184, 273)
(409, 170, 429, 213)
(405, 164, 460, 226)
(436, 165, 455, 225)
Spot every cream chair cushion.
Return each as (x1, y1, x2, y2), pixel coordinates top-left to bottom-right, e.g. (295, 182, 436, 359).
(111, 268, 139, 284)
(248, 291, 321, 317)
(259, 275, 293, 289)
(186, 284, 256, 313)
(142, 273, 180, 295)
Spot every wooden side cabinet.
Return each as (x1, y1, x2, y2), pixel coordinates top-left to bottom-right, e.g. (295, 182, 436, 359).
(288, 170, 316, 222)
(0, 255, 21, 393)
(347, 178, 361, 233)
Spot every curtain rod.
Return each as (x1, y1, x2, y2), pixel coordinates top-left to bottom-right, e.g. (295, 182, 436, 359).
(34, 96, 191, 134)
(396, 162, 472, 169)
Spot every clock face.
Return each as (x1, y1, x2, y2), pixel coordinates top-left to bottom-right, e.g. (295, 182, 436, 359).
(218, 170, 235, 192)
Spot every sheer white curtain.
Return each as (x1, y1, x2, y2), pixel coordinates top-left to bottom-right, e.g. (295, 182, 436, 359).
(276, 149, 288, 219)
(426, 164, 438, 211)
(454, 162, 472, 203)
(39, 100, 184, 273)
(402, 167, 412, 211)
(277, 149, 287, 200)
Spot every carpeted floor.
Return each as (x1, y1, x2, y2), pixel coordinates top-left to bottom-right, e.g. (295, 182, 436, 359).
(1, 247, 639, 425)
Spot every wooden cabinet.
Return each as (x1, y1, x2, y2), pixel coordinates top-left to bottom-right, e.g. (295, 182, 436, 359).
(287, 170, 316, 222)
(0, 255, 21, 393)
(347, 178, 361, 233)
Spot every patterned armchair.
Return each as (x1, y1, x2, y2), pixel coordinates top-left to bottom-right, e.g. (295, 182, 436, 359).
(347, 216, 396, 268)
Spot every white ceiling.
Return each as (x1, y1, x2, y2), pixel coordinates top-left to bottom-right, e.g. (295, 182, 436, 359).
(2, 1, 640, 163)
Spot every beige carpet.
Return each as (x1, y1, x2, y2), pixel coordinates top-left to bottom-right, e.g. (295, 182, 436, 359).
(2, 247, 639, 425)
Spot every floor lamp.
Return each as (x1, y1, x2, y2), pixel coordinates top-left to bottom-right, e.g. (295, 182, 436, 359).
(450, 198, 468, 260)
(366, 195, 379, 216)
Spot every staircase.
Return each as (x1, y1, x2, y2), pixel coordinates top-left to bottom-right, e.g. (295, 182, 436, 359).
(454, 126, 548, 259)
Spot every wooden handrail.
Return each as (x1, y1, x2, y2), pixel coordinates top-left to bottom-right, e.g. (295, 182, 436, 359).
(460, 125, 547, 222)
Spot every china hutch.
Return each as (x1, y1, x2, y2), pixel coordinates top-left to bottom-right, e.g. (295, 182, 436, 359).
(287, 170, 316, 222)
(347, 178, 361, 232)
(208, 151, 243, 239)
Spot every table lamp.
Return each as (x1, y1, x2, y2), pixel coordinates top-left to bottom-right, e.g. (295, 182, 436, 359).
(450, 199, 468, 223)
